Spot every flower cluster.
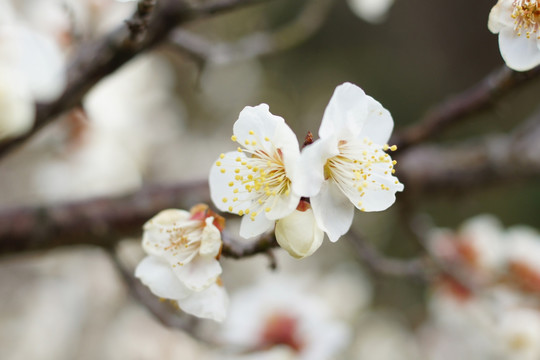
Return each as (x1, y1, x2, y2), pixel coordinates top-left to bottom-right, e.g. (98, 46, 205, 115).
(135, 204, 228, 322)
(423, 215, 540, 359)
(209, 82, 403, 258)
(489, 0, 540, 71)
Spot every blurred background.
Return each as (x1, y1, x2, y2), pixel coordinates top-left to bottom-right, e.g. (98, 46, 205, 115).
(1, 0, 540, 359)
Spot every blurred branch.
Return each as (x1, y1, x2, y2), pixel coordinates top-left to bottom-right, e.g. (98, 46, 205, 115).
(347, 229, 430, 279)
(0, 0, 271, 158)
(107, 247, 202, 336)
(0, 179, 278, 260)
(391, 65, 540, 153)
(0, 180, 210, 256)
(397, 106, 540, 193)
(168, 0, 333, 64)
(126, 0, 158, 43)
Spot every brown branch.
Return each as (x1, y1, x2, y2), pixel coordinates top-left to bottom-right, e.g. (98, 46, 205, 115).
(126, 0, 158, 43)
(0, 177, 279, 259)
(396, 107, 540, 194)
(391, 65, 540, 153)
(0, 0, 271, 158)
(0, 180, 209, 256)
(347, 229, 430, 279)
(221, 231, 278, 259)
(168, 0, 333, 64)
(107, 247, 202, 336)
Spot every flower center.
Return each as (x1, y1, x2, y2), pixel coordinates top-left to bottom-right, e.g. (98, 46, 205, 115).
(324, 139, 397, 211)
(259, 313, 304, 352)
(512, 0, 540, 38)
(221, 131, 292, 221)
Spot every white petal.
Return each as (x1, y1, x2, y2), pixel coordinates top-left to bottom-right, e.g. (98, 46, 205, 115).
(200, 217, 223, 258)
(178, 282, 229, 322)
(319, 82, 369, 139)
(142, 209, 194, 258)
(311, 180, 355, 242)
(135, 256, 191, 300)
(499, 28, 540, 71)
(143, 209, 191, 229)
(233, 104, 298, 157)
(294, 136, 339, 197)
(209, 151, 251, 215)
(488, 0, 515, 34)
(353, 170, 404, 211)
(239, 212, 275, 239)
(0, 67, 35, 140)
(15, 26, 66, 101)
(275, 208, 324, 259)
(359, 95, 394, 145)
(174, 256, 222, 292)
(265, 191, 300, 221)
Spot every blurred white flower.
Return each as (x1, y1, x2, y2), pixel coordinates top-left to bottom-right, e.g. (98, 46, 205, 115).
(428, 215, 506, 280)
(488, 0, 540, 71)
(506, 226, 540, 291)
(275, 201, 324, 259)
(220, 275, 351, 360)
(346, 0, 395, 24)
(294, 82, 403, 242)
(209, 104, 301, 239)
(496, 308, 540, 360)
(0, 23, 66, 140)
(135, 205, 228, 322)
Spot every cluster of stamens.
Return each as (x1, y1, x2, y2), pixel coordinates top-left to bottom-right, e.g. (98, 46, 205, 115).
(324, 139, 398, 211)
(215, 130, 291, 221)
(145, 221, 202, 267)
(512, 0, 540, 38)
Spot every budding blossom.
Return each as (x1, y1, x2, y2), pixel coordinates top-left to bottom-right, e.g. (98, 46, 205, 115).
(489, 0, 540, 71)
(209, 104, 301, 239)
(135, 205, 228, 322)
(294, 83, 403, 242)
(274, 201, 324, 259)
(346, 0, 395, 24)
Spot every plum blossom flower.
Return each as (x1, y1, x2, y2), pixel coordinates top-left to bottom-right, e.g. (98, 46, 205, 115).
(274, 200, 324, 259)
(219, 275, 351, 360)
(488, 0, 540, 71)
(294, 82, 403, 242)
(209, 104, 301, 239)
(135, 204, 228, 322)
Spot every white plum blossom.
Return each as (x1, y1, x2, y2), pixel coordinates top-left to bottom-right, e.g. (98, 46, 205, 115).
(220, 275, 351, 360)
(135, 205, 228, 322)
(294, 82, 403, 242)
(489, 0, 540, 71)
(274, 200, 324, 259)
(209, 104, 301, 239)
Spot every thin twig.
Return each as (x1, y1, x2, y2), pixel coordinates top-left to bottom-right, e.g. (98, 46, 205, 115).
(396, 106, 540, 194)
(107, 246, 204, 336)
(347, 229, 430, 280)
(168, 0, 333, 64)
(391, 65, 540, 153)
(221, 231, 279, 259)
